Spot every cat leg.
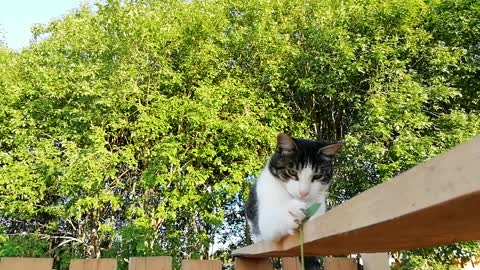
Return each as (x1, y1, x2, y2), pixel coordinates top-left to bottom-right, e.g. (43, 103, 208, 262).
(286, 199, 308, 235)
(257, 199, 308, 241)
(257, 206, 287, 241)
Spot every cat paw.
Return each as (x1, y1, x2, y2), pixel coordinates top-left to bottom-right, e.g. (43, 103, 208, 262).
(286, 200, 307, 232)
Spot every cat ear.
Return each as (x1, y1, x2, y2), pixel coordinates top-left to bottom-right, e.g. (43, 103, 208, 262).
(276, 133, 297, 154)
(318, 143, 343, 156)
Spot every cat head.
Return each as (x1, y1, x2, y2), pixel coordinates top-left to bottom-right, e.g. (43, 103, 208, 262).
(268, 133, 343, 201)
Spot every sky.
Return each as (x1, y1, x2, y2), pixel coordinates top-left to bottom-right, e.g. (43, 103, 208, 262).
(0, 0, 96, 50)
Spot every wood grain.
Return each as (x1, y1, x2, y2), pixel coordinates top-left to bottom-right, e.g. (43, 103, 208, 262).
(181, 260, 221, 270)
(235, 257, 273, 270)
(128, 257, 172, 270)
(0, 258, 53, 270)
(323, 258, 357, 270)
(69, 259, 117, 270)
(282, 257, 300, 270)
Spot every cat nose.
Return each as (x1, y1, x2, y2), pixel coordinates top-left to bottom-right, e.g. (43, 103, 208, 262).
(299, 191, 309, 198)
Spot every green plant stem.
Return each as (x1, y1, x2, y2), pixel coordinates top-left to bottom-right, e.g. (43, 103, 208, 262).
(300, 224, 305, 270)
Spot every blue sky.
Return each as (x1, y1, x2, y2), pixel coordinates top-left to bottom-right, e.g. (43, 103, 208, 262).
(0, 0, 95, 50)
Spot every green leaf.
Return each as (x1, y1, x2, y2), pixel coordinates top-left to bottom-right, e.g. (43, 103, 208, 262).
(304, 203, 321, 219)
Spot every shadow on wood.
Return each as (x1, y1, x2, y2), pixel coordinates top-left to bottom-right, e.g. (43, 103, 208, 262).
(235, 257, 273, 270)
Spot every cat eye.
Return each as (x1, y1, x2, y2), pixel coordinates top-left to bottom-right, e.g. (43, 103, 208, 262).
(285, 168, 297, 177)
(312, 175, 326, 182)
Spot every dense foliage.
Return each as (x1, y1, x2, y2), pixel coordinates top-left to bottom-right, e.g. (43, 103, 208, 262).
(1, 0, 479, 269)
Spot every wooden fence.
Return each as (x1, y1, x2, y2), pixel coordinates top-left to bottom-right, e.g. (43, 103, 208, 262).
(0, 256, 361, 270)
(1, 135, 479, 270)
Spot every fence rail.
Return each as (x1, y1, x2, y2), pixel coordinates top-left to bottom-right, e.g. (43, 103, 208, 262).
(0, 257, 359, 270)
(2, 136, 479, 270)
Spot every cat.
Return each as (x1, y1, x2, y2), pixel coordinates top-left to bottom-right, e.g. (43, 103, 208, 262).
(245, 133, 343, 269)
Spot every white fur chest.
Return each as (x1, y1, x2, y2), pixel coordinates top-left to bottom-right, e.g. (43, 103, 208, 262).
(253, 166, 327, 242)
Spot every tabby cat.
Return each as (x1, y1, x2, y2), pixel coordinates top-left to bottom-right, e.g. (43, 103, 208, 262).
(245, 133, 342, 269)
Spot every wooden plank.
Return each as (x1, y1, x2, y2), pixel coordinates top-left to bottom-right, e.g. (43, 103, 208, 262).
(70, 259, 117, 270)
(361, 253, 389, 270)
(283, 257, 358, 270)
(234, 257, 273, 270)
(233, 135, 480, 258)
(128, 257, 172, 270)
(324, 258, 356, 270)
(0, 258, 53, 270)
(181, 260, 221, 270)
(282, 257, 300, 270)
